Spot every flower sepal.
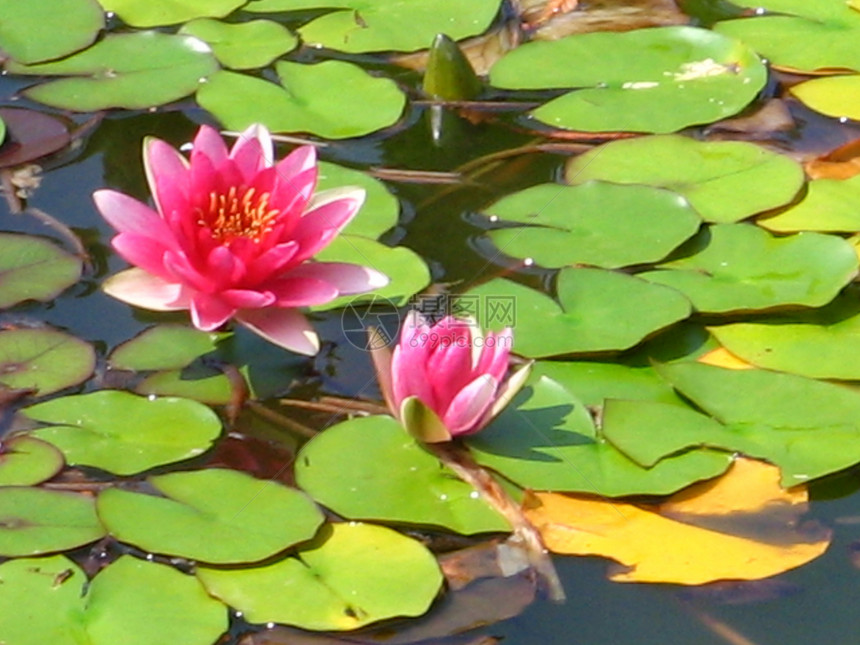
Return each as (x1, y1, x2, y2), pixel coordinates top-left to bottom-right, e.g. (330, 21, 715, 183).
(399, 396, 452, 443)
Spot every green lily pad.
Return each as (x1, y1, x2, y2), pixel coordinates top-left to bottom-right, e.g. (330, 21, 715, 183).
(708, 295, 860, 379)
(24, 391, 222, 475)
(791, 74, 860, 122)
(602, 399, 729, 468)
(109, 325, 225, 371)
(197, 522, 443, 630)
(10, 32, 218, 111)
(136, 368, 234, 405)
(0, 115, 5, 145)
(100, 0, 245, 26)
(295, 415, 509, 535)
(565, 136, 805, 224)
(313, 236, 431, 309)
(532, 361, 686, 407)
(759, 174, 860, 232)
(0, 0, 103, 64)
(655, 361, 860, 485)
(0, 436, 64, 486)
(0, 555, 227, 645)
(0, 487, 105, 556)
(197, 61, 406, 139)
(0, 556, 88, 645)
(716, 0, 860, 72)
(484, 181, 701, 268)
(246, 0, 502, 53)
(0, 233, 82, 309)
(467, 374, 732, 496)
(490, 26, 766, 133)
(640, 224, 859, 313)
(462, 269, 692, 358)
(86, 556, 228, 645)
(179, 18, 298, 70)
(0, 328, 95, 396)
(97, 469, 323, 564)
(318, 162, 399, 239)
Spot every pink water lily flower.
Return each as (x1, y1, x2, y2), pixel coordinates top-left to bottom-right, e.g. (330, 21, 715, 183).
(95, 124, 387, 354)
(371, 311, 532, 442)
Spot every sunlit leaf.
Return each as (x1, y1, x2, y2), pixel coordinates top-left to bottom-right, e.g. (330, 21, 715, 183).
(295, 415, 510, 534)
(24, 391, 222, 475)
(179, 18, 298, 70)
(490, 26, 765, 133)
(532, 361, 686, 407)
(525, 458, 830, 584)
(0, 555, 228, 645)
(135, 368, 233, 405)
(708, 294, 860, 379)
(715, 0, 860, 72)
(0, 234, 82, 309)
(462, 269, 691, 358)
(467, 373, 731, 496)
(485, 181, 700, 268)
(197, 522, 443, 630)
(656, 361, 860, 485)
(0, 556, 87, 645)
(9, 32, 218, 111)
(759, 174, 860, 232)
(318, 162, 399, 239)
(0, 108, 72, 168)
(197, 62, 406, 139)
(312, 237, 431, 309)
(0, 328, 95, 396)
(97, 469, 324, 563)
(100, 0, 245, 27)
(0, 487, 105, 556)
(566, 135, 804, 223)
(109, 325, 225, 371)
(791, 74, 860, 123)
(640, 224, 858, 313)
(0, 436, 64, 486)
(85, 556, 227, 645)
(0, 0, 103, 64)
(246, 0, 502, 53)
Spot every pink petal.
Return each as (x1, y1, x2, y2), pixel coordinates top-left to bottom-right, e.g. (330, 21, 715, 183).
(391, 343, 435, 412)
(475, 328, 513, 382)
(442, 375, 498, 436)
(163, 250, 217, 293)
(191, 125, 228, 168)
(243, 241, 300, 284)
(290, 190, 365, 262)
(230, 124, 273, 176)
(112, 234, 172, 279)
(205, 245, 247, 286)
(264, 276, 339, 307)
(190, 292, 236, 331)
(231, 129, 270, 181)
(94, 190, 173, 241)
(220, 289, 276, 309)
(274, 145, 316, 180)
(427, 333, 474, 407)
(285, 262, 388, 295)
(102, 268, 192, 311)
(143, 137, 189, 217)
(237, 308, 320, 355)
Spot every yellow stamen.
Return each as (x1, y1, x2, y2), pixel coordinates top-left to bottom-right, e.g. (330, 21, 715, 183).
(198, 186, 280, 243)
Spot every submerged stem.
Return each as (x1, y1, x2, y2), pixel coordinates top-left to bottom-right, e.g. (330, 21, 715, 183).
(430, 441, 566, 603)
